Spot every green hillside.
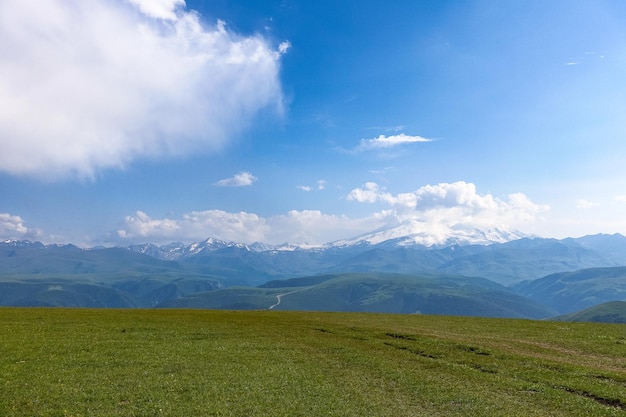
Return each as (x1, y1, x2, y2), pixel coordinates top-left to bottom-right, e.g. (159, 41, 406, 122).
(162, 273, 556, 318)
(0, 241, 226, 307)
(437, 239, 617, 285)
(0, 277, 222, 308)
(514, 266, 626, 314)
(2, 238, 625, 315)
(0, 280, 140, 307)
(1, 308, 625, 416)
(0, 244, 181, 277)
(160, 286, 284, 310)
(552, 301, 626, 323)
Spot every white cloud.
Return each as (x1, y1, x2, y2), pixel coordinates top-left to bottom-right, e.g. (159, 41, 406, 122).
(0, 0, 287, 179)
(277, 41, 291, 54)
(0, 213, 29, 237)
(615, 195, 626, 202)
(114, 180, 549, 246)
(118, 210, 269, 243)
(112, 181, 550, 246)
(0, 212, 43, 241)
(347, 181, 548, 234)
(267, 210, 378, 244)
(127, 0, 184, 20)
(347, 182, 387, 203)
(369, 166, 394, 175)
(214, 171, 258, 187)
(116, 209, 378, 245)
(115, 182, 548, 246)
(576, 199, 599, 209)
(297, 180, 326, 192)
(366, 125, 405, 132)
(355, 133, 432, 152)
(181, 210, 268, 242)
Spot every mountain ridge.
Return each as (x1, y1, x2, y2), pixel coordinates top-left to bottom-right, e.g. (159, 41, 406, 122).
(1, 233, 625, 314)
(5, 232, 626, 286)
(159, 272, 557, 319)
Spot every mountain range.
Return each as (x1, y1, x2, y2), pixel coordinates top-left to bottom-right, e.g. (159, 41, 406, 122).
(125, 231, 626, 287)
(2, 230, 626, 319)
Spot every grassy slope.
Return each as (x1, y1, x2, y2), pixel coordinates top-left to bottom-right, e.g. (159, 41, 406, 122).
(514, 267, 626, 314)
(160, 286, 284, 309)
(163, 273, 556, 318)
(273, 273, 553, 317)
(0, 276, 223, 308)
(553, 301, 626, 323)
(0, 280, 140, 307)
(1, 308, 625, 417)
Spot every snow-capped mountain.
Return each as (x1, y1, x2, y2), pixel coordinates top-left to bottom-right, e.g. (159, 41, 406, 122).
(2, 239, 46, 248)
(329, 221, 529, 248)
(4, 233, 626, 315)
(128, 238, 255, 260)
(125, 223, 529, 261)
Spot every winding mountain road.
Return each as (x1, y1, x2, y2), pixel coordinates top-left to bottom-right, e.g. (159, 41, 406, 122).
(268, 290, 302, 310)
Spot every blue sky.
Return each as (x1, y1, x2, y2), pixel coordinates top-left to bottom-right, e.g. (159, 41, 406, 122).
(1, 0, 626, 246)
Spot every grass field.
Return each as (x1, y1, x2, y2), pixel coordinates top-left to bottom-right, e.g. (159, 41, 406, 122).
(1, 308, 625, 416)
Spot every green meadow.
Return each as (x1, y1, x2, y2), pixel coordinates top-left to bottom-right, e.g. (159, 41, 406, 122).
(1, 308, 625, 416)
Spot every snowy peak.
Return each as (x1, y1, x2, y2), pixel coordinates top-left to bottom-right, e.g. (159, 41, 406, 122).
(125, 223, 530, 260)
(330, 223, 529, 248)
(1, 239, 46, 249)
(0, 240, 76, 250)
(127, 238, 253, 260)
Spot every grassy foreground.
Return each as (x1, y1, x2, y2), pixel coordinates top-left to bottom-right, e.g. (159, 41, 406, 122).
(1, 308, 625, 416)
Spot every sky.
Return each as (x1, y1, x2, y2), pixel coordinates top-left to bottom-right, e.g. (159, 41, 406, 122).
(2, 0, 626, 247)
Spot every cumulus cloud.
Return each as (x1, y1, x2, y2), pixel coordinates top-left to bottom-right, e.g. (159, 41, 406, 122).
(277, 41, 291, 54)
(127, 0, 184, 20)
(114, 181, 548, 246)
(0, 0, 287, 179)
(354, 133, 432, 152)
(297, 180, 326, 192)
(266, 210, 378, 244)
(347, 181, 547, 238)
(214, 171, 258, 187)
(0, 213, 29, 237)
(347, 182, 386, 203)
(116, 209, 379, 245)
(118, 210, 269, 243)
(0, 213, 43, 241)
